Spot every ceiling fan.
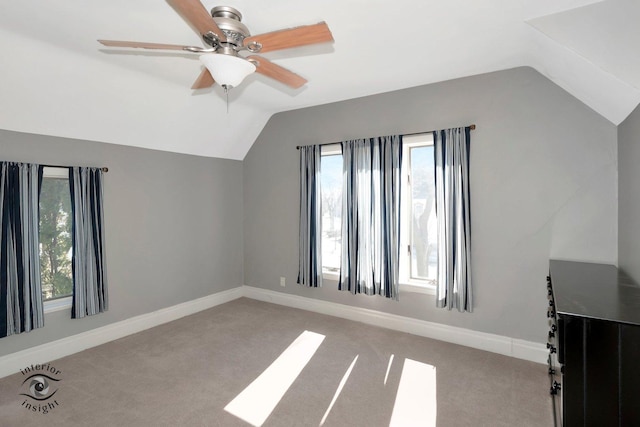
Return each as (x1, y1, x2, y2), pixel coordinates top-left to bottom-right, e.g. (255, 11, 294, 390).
(98, 0, 334, 92)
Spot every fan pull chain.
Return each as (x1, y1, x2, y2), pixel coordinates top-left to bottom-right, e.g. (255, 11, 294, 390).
(223, 85, 229, 113)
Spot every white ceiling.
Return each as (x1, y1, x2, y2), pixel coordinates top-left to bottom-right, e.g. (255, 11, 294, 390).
(0, 0, 638, 160)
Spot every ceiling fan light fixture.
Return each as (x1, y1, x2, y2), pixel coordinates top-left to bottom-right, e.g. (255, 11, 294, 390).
(199, 53, 256, 88)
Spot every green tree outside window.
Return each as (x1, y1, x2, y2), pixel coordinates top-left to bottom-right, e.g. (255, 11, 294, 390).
(39, 177, 73, 300)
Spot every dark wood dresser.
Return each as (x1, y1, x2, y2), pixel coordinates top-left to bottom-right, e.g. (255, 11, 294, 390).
(547, 260, 640, 427)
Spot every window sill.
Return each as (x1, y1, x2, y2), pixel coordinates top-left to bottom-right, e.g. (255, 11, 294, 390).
(44, 296, 72, 314)
(323, 272, 436, 296)
(322, 271, 340, 282)
(400, 282, 436, 296)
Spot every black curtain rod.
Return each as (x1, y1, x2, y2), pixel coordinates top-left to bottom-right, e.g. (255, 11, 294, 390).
(295, 124, 476, 150)
(41, 163, 109, 173)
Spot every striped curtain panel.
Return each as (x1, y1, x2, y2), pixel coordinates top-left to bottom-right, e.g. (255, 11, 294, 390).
(339, 136, 402, 300)
(297, 145, 323, 287)
(69, 167, 108, 318)
(434, 127, 472, 312)
(0, 162, 44, 338)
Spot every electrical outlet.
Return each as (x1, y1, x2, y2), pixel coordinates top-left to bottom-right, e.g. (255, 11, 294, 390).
(280, 277, 286, 287)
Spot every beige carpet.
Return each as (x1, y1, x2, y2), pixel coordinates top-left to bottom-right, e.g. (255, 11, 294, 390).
(0, 298, 553, 426)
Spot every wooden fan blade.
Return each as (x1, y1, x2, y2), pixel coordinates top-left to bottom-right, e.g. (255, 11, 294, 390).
(167, 0, 227, 41)
(243, 22, 333, 53)
(192, 68, 215, 89)
(247, 55, 307, 89)
(98, 40, 190, 50)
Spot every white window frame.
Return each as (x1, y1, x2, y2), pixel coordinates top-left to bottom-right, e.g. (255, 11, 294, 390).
(41, 167, 73, 313)
(399, 134, 437, 295)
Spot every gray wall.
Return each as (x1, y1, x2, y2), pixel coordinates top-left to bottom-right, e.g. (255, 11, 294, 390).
(0, 130, 244, 356)
(244, 67, 617, 343)
(618, 104, 640, 281)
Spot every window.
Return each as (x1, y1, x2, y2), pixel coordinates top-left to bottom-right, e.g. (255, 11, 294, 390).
(39, 167, 73, 311)
(319, 134, 437, 292)
(320, 145, 343, 279)
(399, 134, 437, 293)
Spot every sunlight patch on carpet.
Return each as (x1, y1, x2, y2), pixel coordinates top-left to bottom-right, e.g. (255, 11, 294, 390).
(384, 354, 394, 385)
(224, 330, 325, 426)
(389, 358, 437, 427)
(319, 354, 359, 426)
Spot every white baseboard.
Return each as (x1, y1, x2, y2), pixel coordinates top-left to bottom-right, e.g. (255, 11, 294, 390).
(0, 285, 546, 379)
(0, 287, 243, 379)
(242, 286, 548, 365)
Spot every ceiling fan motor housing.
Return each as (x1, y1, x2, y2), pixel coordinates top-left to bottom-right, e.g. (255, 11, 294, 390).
(205, 6, 250, 48)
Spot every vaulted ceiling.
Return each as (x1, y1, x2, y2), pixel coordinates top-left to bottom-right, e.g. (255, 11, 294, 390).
(0, 0, 638, 160)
